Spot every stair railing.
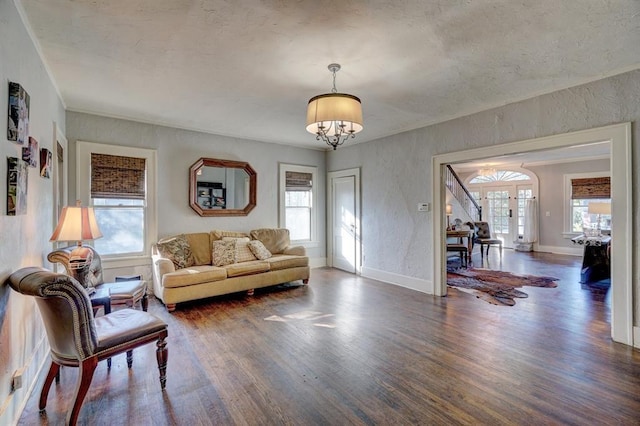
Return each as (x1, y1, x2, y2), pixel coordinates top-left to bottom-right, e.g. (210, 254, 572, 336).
(445, 165, 482, 222)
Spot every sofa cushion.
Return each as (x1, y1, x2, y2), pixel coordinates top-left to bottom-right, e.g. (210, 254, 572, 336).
(223, 237, 257, 263)
(225, 260, 270, 277)
(185, 232, 212, 266)
(265, 254, 309, 271)
(211, 229, 250, 241)
(162, 266, 227, 289)
(156, 234, 195, 269)
(248, 240, 272, 260)
(250, 228, 290, 254)
(212, 240, 236, 267)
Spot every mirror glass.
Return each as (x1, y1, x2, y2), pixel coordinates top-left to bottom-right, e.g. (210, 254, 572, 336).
(189, 158, 256, 216)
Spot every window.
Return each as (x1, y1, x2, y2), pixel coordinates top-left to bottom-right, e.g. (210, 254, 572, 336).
(571, 199, 611, 232)
(76, 142, 157, 264)
(563, 173, 610, 234)
(279, 164, 317, 244)
(516, 188, 533, 237)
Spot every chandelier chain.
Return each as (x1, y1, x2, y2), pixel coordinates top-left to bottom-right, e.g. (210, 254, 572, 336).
(331, 68, 338, 93)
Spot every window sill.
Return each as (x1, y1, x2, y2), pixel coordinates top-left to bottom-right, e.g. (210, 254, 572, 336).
(562, 232, 583, 239)
(291, 240, 320, 249)
(101, 255, 151, 269)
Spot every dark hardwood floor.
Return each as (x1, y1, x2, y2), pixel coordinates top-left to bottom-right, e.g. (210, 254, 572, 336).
(19, 249, 640, 425)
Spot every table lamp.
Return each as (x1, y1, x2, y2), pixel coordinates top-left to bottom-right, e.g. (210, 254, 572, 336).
(49, 200, 103, 271)
(446, 204, 453, 230)
(587, 202, 611, 236)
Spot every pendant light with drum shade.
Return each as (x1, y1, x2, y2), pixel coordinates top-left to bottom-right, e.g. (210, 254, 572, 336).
(306, 64, 363, 150)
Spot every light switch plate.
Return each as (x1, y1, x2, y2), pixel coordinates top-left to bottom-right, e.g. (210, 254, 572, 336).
(418, 203, 430, 212)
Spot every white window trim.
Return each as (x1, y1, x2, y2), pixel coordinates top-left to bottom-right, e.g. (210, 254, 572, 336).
(278, 163, 318, 247)
(562, 171, 610, 238)
(76, 141, 158, 268)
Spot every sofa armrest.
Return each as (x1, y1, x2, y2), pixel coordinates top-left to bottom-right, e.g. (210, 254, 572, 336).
(151, 251, 176, 296)
(154, 257, 176, 275)
(283, 245, 306, 256)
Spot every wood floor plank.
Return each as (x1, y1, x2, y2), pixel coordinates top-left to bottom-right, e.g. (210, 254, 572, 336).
(18, 250, 640, 425)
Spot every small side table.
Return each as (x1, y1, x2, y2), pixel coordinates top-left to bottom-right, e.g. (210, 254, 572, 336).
(571, 235, 611, 283)
(90, 287, 111, 315)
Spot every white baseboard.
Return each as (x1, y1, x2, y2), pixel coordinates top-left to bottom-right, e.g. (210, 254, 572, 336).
(309, 257, 327, 269)
(361, 266, 433, 294)
(634, 326, 640, 349)
(535, 245, 583, 256)
(0, 335, 49, 426)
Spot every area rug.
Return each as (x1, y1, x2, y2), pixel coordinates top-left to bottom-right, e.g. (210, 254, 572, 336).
(447, 268, 559, 306)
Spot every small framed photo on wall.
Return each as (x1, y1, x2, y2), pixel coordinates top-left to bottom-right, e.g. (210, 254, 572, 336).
(7, 157, 28, 215)
(22, 137, 38, 167)
(7, 81, 30, 145)
(40, 148, 52, 178)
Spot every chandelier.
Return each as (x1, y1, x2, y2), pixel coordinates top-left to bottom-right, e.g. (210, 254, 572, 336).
(306, 63, 363, 150)
(478, 167, 496, 177)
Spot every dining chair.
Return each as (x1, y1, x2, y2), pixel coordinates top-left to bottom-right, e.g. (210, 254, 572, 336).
(473, 221, 503, 257)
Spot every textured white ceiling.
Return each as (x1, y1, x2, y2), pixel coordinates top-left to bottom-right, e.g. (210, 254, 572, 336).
(17, 0, 640, 149)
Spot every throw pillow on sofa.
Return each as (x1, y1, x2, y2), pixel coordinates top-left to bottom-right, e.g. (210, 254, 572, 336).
(222, 237, 257, 263)
(212, 240, 236, 267)
(157, 234, 195, 269)
(247, 240, 272, 260)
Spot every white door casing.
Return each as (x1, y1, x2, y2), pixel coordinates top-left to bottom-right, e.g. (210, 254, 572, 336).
(327, 168, 361, 274)
(433, 123, 633, 346)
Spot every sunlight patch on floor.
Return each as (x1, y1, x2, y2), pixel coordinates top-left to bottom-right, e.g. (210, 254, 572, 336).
(264, 310, 336, 328)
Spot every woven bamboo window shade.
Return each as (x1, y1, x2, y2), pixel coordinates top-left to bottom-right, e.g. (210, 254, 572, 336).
(285, 171, 312, 191)
(571, 177, 610, 199)
(91, 153, 146, 199)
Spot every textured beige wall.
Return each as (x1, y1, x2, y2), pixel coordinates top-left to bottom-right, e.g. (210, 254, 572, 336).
(327, 69, 639, 316)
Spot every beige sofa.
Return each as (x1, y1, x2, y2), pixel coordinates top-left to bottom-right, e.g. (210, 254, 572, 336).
(151, 228, 309, 312)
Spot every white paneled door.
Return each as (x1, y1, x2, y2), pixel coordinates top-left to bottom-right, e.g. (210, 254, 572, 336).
(332, 175, 357, 273)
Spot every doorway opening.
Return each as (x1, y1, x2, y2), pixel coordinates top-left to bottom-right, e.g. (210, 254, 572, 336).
(433, 123, 633, 346)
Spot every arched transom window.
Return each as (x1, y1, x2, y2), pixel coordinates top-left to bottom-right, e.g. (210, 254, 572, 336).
(470, 170, 531, 184)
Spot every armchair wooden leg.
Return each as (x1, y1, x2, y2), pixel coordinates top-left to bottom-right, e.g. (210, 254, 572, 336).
(156, 334, 168, 390)
(67, 356, 98, 426)
(39, 361, 60, 410)
(303, 279, 309, 284)
(127, 350, 133, 368)
(166, 303, 176, 312)
(141, 292, 149, 312)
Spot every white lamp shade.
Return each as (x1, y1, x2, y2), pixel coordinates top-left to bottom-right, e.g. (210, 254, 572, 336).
(588, 202, 611, 215)
(306, 93, 363, 135)
(49, 205, 103, 242)
(446, 204, 453, 215)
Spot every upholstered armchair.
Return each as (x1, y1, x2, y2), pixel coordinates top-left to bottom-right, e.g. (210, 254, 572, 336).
(7, 267, 168, 426)
(473, 221, 503, 257)
(48, 245, 148, 311)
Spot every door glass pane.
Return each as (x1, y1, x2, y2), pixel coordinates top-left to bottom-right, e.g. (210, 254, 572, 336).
(517, 188, 533, 237)
(486, 190, 510, 234)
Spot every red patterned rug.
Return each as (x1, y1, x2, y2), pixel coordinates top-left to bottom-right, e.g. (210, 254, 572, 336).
(447, 268, 559, 306)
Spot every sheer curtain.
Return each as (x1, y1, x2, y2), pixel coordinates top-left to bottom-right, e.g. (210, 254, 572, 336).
(522, 198, 538, 243)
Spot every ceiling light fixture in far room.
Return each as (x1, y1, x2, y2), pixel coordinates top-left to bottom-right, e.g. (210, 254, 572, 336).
(478, 166, 497, 177)
(306, 63, 363, 150)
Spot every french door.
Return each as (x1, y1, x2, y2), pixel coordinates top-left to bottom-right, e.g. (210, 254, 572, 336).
(481, 184, 532, 248)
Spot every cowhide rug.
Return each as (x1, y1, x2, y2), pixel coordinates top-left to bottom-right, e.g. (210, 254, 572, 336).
(447, 268, 559, 306)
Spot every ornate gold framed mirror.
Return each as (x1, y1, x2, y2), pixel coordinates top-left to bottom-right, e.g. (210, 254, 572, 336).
(189, 158, 257, 217)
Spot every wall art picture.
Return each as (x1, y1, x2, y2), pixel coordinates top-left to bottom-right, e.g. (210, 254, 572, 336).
(40, 148, 52, 178)
(22, 136, 38, 167)
(7, 82, 30, 145)
(7, 157, 28, 215)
